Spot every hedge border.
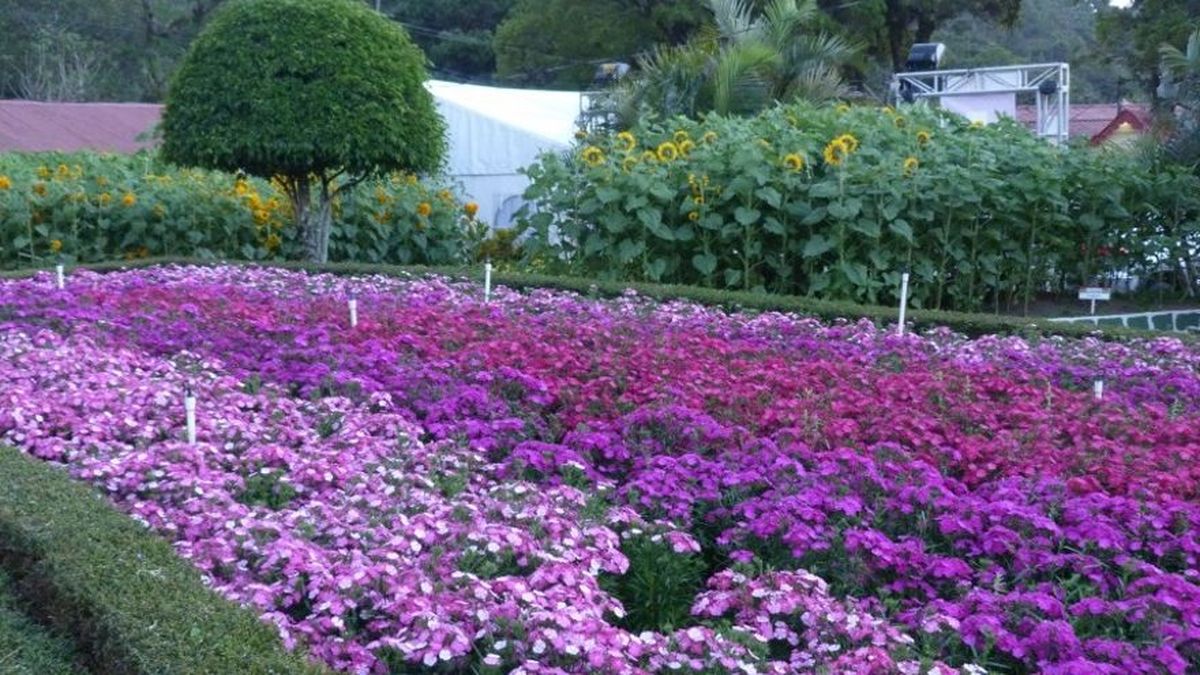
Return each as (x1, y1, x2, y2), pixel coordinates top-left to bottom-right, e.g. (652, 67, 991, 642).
(0, 446, 326, 675)
(0, 568, 81, 675)
(4, 256, 1194, 342)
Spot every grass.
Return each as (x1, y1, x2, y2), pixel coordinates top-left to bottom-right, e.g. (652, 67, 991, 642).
(0, 568, 81, 675)
(0, 446, 326, 675)
(3, 256, 1193, 342)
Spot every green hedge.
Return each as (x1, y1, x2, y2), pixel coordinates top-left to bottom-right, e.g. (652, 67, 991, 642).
(0, 447, 326, 675)
(0, 568, 81, 675)
(3, 256, 1186, 342)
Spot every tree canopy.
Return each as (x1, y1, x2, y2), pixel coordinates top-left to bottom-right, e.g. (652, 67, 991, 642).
(161, 0, 445, 262)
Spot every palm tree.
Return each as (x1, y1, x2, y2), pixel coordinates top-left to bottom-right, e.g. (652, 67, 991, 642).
(616, 0, 856, 122)
(1159, 27, 1200, 170)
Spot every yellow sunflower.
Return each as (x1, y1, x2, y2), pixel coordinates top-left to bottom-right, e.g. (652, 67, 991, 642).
(0, 175, 11, 190)
(616, 131, 637, 152)
(836, 103, 851, 114)
(464, 202, 479, 218)
(622, 156, 639, 172)
(893, 115, 907, 129)
(656, 141, 679, 162)
(783, 153, 805, 172)
(32, 181, 47, 196)
(903, 156, 919, 176)
(417, 201, 432, 217)
(702, 130, 718, 144)
(122, 192, 137, 207)
(688, 211, 700, 222)
(641, 150, 658, 164)
(835, 133, 859, 153)
(916, 130, 932, 146)
(678, 139, 696, 157)
(50, 239, 63, 253)
(823, 139, 850, 167)
(581, 145, 606, 167)
(673, 130, 690, 144)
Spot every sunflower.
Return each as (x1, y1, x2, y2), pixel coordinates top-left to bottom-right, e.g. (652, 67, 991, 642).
(656, 141, 679, 162)
(98, 192, 111, 207)
(36, 165, 51, 180)
(417, 201, 432, 217)
(903, 156, 919, 176)
(835, 133, 859, 153)
(464, 202, 479, 218)
(50, 239, 63, 253)
(688, 211, 700, 222)
(673, 130, 690, 144)
(678, 139, 696, 157)
(916, 130, 932, 146)
(581, 145, 606, 167)
(122, 192, 137, 207)
(0, 175, 10, 190)
(616, 131, 637, 152)
(574, 129, 587, 140)
(783, 153, 805, 172)
(836, 103, 851, 114)
(822, 139, 850, 167)
(970, 120, 985, 129)
(702, 130, 718, 144)
(622, 156, 639, 172)
(641, 150, 658, 164)
(32, 182, 47, 196)
(893, 115, 907, 129)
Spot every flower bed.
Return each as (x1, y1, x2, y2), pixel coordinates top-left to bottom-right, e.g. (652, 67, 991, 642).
(1, 265, 1198, 673)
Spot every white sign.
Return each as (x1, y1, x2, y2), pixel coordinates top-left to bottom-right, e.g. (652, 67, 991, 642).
(1078, 287, 1112, 301)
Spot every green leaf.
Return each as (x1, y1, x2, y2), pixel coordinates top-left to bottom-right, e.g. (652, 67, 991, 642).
(888, 219, 914, 243)
(617, 238, 645, 263)
(692, 253, 717, 276)
(802, 235, 834, 258)
(755, 187, 782, 208)
(734, 207, 760, 226)
(597, 186, 622, 204)
(763, 217, 786, 235)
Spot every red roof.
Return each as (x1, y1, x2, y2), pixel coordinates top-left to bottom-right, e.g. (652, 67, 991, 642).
(1014, 102, 1150, 143)
(0, 100, 164, 154)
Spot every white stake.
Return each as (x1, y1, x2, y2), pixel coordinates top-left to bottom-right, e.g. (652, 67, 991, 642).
(1093, 378, 1104, 401)
(184, 386, 197, 444)
(55, 262, 65, 290)
(348, 296, 358, 328)
(897, 271, 910, 336)
(484, 260, 493, 304)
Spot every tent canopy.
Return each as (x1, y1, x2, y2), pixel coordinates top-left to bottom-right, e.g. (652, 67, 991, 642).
(425, 80, 580, 228)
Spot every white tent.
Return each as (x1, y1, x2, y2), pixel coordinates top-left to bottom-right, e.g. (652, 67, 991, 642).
(425, 80, 581, 230)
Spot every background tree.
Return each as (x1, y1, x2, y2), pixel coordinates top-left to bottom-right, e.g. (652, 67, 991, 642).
(1160, 27, 1200, 170)
(161, 0, 445, 263)
(0, 0, 227, 101)
(383, 0, 519, 82)
(617, 0, 856, 120)
(1096, 0, 1200, 103)
(932, 0, 1121, 103)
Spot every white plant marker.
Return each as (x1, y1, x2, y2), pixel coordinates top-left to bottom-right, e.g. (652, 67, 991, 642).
(484, 260, 493, 304)
(55, 259, 65, 290)
(184, 385, 197, 444)
(897, 271, 910, 336)
(348, 295, 358, 328)
(1093, 378, 1104, 401)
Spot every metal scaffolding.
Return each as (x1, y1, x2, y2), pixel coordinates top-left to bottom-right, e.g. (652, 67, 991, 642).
(892, 63, 1070, 144)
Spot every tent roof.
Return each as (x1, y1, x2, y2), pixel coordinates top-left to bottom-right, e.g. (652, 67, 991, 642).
(425, 80, 580, 149)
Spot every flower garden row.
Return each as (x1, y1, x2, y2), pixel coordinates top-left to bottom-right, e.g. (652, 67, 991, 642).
(522, 102, 1200, 310)
(0, 152, 486, 269)
(1, 265, 1199, 673)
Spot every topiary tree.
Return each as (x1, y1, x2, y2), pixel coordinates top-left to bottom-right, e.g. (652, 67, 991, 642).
(161, 0, 445, 263)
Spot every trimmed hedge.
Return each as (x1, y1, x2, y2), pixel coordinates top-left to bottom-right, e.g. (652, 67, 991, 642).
(2, 256, 1188, 342)
(0, 569, 81, 675)
(0, 447, 326, 675)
